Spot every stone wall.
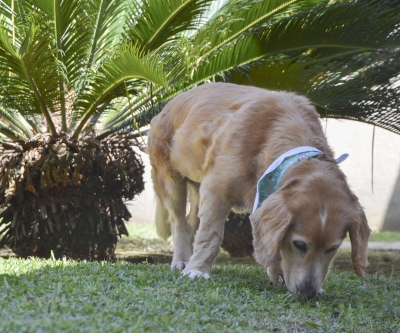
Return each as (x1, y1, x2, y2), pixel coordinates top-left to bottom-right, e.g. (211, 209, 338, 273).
(324, 119, 400, 231)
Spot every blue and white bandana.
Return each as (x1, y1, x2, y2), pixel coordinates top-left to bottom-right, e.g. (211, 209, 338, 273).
(252, 146, 348, 212)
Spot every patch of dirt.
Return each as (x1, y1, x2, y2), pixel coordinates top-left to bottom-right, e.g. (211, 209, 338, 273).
(334, 249, 400, 278)
(0, 246, 14, 258)
(116, 238, 400, 278)
(2, 240, 400, 278)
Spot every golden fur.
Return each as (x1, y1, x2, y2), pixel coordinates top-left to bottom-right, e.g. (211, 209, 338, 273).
(148, 82, 371, 298)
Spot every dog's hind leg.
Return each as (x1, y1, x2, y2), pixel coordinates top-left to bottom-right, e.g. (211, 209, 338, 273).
(182, 181, 231, 279)
(152, 166, 194, 271)
(187, 181, 200, 246)
(149, 133, 195, 271)
(154, 193, 171, 240)
(166, 178, 195, 271)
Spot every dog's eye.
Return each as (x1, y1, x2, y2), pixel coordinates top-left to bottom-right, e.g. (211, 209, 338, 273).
(325, 246, 339, 254)
(293, 241, 307, 253)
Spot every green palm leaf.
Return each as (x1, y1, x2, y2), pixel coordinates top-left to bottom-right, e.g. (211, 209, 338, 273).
(0, 9, 59, 135)
(253, 0, 400, 53)
(191, 0, 400, 85)
(71, 44, 166, 138)
(0, 0, 172, 140)
(192, 0, 320, 63)
(83, 0, 129, 70)
(125, 0, 215, 53)
(0, 105, 33, 139)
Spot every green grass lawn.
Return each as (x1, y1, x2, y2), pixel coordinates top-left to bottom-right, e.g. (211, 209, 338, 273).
(368, 230, 400, 242)
(1, 257, 400, 333)
(1, 224, 400, 332)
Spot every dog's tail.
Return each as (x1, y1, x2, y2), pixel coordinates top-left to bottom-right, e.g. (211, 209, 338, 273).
(154, 195, 171, 239)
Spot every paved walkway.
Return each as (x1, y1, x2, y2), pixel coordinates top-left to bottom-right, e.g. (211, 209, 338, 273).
(342, 241, 400, 250)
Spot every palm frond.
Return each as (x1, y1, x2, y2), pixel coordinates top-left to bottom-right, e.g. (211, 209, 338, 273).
(223, 49, 400, 133)
(309, 52, 400, 134)
(0, 8, 59, 136)
(84, 0, 129, 70)
(167, 0, 394, 98)
(252, 0, 400, 54)
(97, 101, 165, 140)
(192, 0, 321, 64)
(0, 105, 33, 139)
(99, 87, 162, 130)
(71, 44, 166, 138)
(125, 0, 215, 53)
(0, 122, 24, 141)
(30, 0, 90, 131)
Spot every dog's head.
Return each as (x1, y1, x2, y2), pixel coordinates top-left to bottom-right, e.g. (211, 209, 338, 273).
(249, 160, 371, 299)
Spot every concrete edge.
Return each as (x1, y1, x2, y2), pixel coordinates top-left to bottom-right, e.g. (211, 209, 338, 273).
(341, 241, 400, 250)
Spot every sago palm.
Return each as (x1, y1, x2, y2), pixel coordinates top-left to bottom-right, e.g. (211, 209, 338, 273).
(0, 0, 171, 260)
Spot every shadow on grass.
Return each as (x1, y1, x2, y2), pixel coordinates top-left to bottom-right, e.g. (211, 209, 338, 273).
(116, 248, 400, 279)
(2, 243, 400, 279)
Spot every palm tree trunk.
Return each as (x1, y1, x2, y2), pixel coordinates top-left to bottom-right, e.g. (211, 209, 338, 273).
(222, 212, 254, 257)
(0, 133, 145, 261)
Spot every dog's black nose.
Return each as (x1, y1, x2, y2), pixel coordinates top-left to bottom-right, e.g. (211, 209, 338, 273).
(299, 288, 317, 299)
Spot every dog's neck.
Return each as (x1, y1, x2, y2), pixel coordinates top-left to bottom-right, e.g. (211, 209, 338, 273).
(252, 147, 348, 212)
(253, 147, 322, 212)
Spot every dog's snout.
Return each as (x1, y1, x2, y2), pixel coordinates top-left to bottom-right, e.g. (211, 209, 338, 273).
(298, 286, 317, 299)
(298, 277, 318, 299)
(299, 284, 317, 299)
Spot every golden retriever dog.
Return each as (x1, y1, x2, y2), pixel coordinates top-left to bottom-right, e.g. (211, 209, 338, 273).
(148, 82, 371, 298)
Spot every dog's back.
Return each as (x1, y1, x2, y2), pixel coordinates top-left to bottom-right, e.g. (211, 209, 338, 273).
(149, 82, 334, 212)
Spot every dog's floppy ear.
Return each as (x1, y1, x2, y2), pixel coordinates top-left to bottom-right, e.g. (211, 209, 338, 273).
(348, 208, 371, 277)
(249, 191, 292, 268)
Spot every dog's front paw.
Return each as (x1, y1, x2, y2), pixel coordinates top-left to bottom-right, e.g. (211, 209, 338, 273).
(267, 263, 284, 286)
(269, 274, 284, 286)
(171, 260, 188, 271)
(182, 269, 210, 280)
